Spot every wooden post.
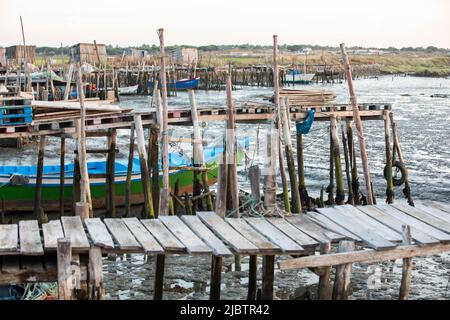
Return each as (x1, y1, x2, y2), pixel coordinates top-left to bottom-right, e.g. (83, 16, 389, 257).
(88, 246, 105, 300)
(72, 157, 81, 215)
(154, 254, 165, 300)
(277, 130, 291, 213)
(106, 129, 117, 217)
(64, 63, 74, 101)
(125, 127, 135, 217)
(34, 136, 48, 223)
(399, 225, 413, 300)
(317, 242, 332, 300)
(215, 140, 228, 218)
(149, 126, 160, 216)
(248, 166, 260, 300)
(134, 114, 154, 219)
(347, 121, 361, 205)
(157, 28, 170, 216)
(281, 97, 302, 213)
(341, 123, 354, 205)
(210, 256, 223, 300)
(384, 111, 394, 204)
(297, 131, 308, 208)
(330, 115, 345, 205)
(57, 238, 73, 300)
(59, 137, 66, 215)
(332, 240, 355, 300)
(340, 44, 373, 205)
(327, 128, 335, 206)
(261, 255, 275, 300)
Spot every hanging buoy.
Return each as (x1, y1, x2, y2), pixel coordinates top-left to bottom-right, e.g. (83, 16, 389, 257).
(384, 161, 407, 187)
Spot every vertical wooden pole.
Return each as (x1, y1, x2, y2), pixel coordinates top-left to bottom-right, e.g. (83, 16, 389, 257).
(332, 240, 355, 300)
(125, 127, 135, 217)
(210, 256, 223, 300)
(57, 238, 73, 300)
(340, 44, 373, 205)
(88, 246, 105, 300)
(261, 255, 275, 300)
(134, 115, 154, 219)
(215, 139, 228, 218)
(149, 126, 160, 216)
(107, 129, 117, 217)
(248, 165, 260, 300)
(72, 156, 81, 215)
(327, 128, 335, 206)
(317, 242, 332, 300)
(399, 225, 413, 300)
(330, 115, 345, 205)
(157, 28, 170, 216)
(277, 130, 291, 213)
(59, 137, 66, 215)
(341, 123, 354, 205)
(154, 254, 165, 300)
(347, 121, 361, 205)
(384, 111, 394, 204)
(297, 131, 308, 208)
(34, 135, 48, 223)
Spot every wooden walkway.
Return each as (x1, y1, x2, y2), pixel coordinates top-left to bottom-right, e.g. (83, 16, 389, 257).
(1, 200, 449, 300)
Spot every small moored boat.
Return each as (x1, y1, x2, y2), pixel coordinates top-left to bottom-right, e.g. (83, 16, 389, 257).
(148, 77, 200, 91)
(118, 84, 139, 95)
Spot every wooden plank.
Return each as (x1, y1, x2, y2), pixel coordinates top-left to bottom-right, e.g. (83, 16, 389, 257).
(378, 205, 450, 242)
(422, 201, 450, 214)
(103, 219, 141, 251)
(279, 243, 450, 270)
(141, 219, 186, 253)
(0, 224, 18, 254)
(122, 218, 164, 254)
(244, 218, 304, 253)
(392, 203, 450, 233)
(197, 212, 259, 254)
(414, 202, 450, 224)
(267, 218, 318, 247)
(335, 205, 403, 242)
(306, 212, 361, 241)
(285, 215, 345, 243)
(316, 207, 396, 250)
(42, 220, 65, 250)
(159, 216, 212, 254)
(356, 206, 439, 245)
(19, 220, 44, 255)
(225, 218, 280, 254)
(84, 218, 115, 249)
(61, 216, 90, 250)
(181, 215, 233, 257)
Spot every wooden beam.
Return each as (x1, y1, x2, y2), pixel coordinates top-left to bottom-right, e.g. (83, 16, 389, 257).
(57, 238, 73, 300)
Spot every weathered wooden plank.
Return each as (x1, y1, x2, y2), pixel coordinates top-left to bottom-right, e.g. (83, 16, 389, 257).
(267, 218, 318, 247)
(61, 216, 90, 250)
(392, 203, 450, 233)
(414, 202, 450, 224)
(335, 205, 403, 242)
(159, 216, 212, 254)
(84, 218, 115, 249)
(306, 212, 361, 241)
(122, 218, 164, 254)
(378, 204, 450, 242)
(356, 206, 439, 245)
(225, 218, 280, 254)
(104, 219, 141, 251)
(42, 220, 64, 250)
(19, 220, 44, 256)
(286, 215, 345, 243)
(244, 218, 304, 253)
(279, 243, 450, 270)
(197, 212, 259, 254)
(316, 207, 396, 250)
(141, 219, 186, 253)
(422, 201, 450, 214)
(0, 224, 18, 254)
(181, 216, 232, 257)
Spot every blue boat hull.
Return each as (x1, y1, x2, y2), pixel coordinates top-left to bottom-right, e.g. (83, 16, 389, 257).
(148, 77, 200, 90)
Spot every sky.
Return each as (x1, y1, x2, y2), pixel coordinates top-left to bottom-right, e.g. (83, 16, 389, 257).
(1, 0, 449, 48)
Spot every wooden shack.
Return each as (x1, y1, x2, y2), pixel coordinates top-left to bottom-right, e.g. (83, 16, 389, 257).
(70, 43, 107, 65)
(5, 45, 36, 64)
(171, 47, 198, 65)
(125, 48, 149, 58)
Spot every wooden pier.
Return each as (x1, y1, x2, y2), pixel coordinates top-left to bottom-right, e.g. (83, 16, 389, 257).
(1, 201, 449, 300)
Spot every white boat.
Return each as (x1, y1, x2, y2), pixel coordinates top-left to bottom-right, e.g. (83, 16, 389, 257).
(118, 84, 139, 95)
(285, 71, 316, 84)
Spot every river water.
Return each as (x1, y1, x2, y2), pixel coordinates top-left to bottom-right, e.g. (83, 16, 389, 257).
(2, 75, 450, 299)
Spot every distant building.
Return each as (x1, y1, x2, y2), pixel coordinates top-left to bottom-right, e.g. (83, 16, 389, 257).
(171, 47, 198, 65)
(70, 43, 107, 64)
(5, 45, 36, 64)
(125, 48, 149, 58)
(0, 47, 5, 66)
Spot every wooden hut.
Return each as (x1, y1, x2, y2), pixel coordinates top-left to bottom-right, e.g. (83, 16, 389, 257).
(5, 45, 36, 64)
(70, 43, 107, 65)
(171, 47, 198, 65)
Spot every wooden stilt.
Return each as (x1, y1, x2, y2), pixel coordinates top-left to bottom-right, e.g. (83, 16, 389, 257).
(34, 135, 48, 223)
(317, 242, 332, 300)
(327, 128, 335, 206)
(154, 254, 165, 300)
(149, 126, 160, 216)
(125, 127, 135, 217)
(210, 256, 223, 300)
(330, 115, 345, 205)
(59, 137, 66, 215)
(88, 246, 105, 300)
(399, 225, 413, 300)
(332, 240, 355, 300)
(216, 137, 228, 218)
(261, 255, 275, 300)
(277, 132, 291, 213)
(247, 255, 258, 300)
(384, 111, 394, 204)
(341, 123, 354, 205)
(107, 129, 117, 217)
(347, 121, 361, 205)
(57, 238, 73, 300)
(297, 131, 308, 208)
(72, 157, 81, 215)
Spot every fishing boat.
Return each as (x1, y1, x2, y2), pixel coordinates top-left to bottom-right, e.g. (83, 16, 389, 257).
(285, 69, 315, 84)
(0, 142, 247, 212)
(118, 84, 139, 95)
(147, 77, 200, 91)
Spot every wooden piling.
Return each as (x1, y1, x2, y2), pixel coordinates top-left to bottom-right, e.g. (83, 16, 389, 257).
(347, 121, 361, 205)
(88, 246, 105, 300)
(341, 123, 354, 205)
(317, 242, 332, 300)
(277, 130, 291, 213)
(210, 256, 223, 300)
(154, 254, 165, 300)
(72, 157, 81, 215)
(57, 238, 73, 300)
(330, 115, 345, 205)
(125, 127, 135, 217)
(149, 126, 160, 216)
(384, 111, 394, 204)
(296, 132, 308, 208)
(34, 135, 48, 223)
(261, 255, 275, 300)
(399, 225, 413, 300)
(340, 44, 373, 205)
(216, 142, 228, 218)
(248, 255, 258, 300)
(59, 137, 66, 215)
(106, 129, 117, 217)
(332, 240, 355, 300)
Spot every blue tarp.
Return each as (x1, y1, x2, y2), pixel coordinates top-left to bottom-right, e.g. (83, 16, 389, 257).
(296, 109, 315, 134)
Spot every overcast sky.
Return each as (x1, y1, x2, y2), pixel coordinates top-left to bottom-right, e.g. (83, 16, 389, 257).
(1, 0, 449, 48)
